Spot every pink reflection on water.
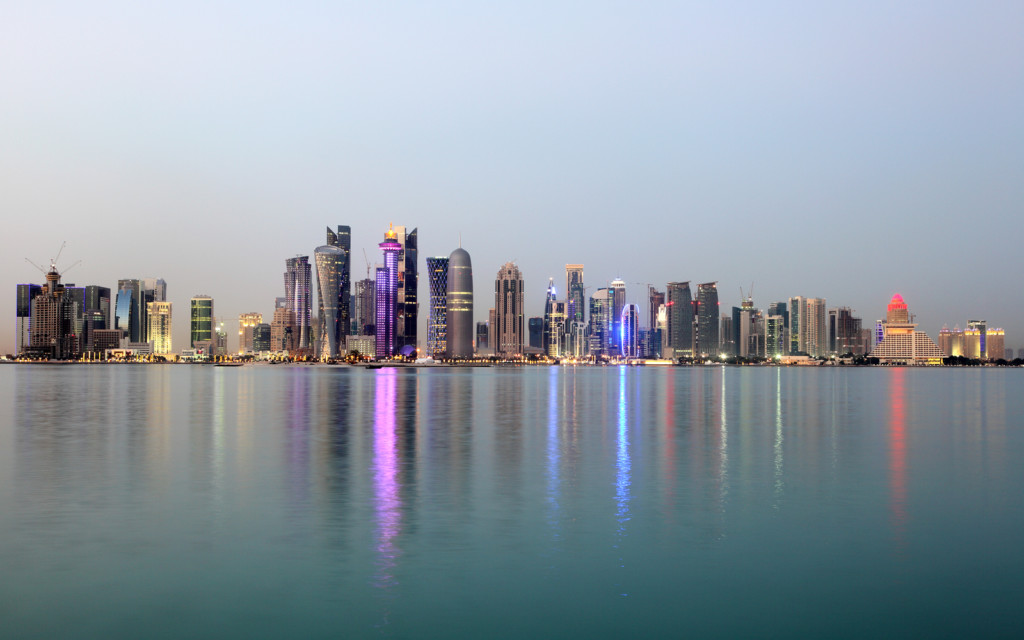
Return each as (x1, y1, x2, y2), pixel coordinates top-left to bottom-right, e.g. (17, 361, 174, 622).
(373, 368, 401, 590)
(889, 368, 908, 546)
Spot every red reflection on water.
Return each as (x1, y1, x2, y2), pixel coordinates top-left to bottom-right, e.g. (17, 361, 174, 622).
(889, 368, 908, 545)
(373, 368, 401, 589)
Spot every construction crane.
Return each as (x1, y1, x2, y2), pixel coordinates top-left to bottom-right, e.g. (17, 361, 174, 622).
(25, 242, 80, 277)
(362, 249, 372, 279)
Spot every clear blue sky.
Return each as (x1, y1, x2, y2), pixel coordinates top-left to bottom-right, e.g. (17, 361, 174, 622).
(3, 1, 1022, 354)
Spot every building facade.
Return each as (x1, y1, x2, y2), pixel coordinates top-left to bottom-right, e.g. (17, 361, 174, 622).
(494, 262, 525, 357)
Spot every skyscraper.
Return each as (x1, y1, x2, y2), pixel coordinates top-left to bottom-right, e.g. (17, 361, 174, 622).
(788, 296, 805, 355)
(543, 280, 567, 358)
(766, 315, 785, 358)
(115, 279, 143, 342)
(494, 262, 524, 357)
(566, 264, 585, 356)
(147, 301, 172, 355)
(426, 256, 449, 358)
(28, 265, 78, 359)
(238, 313, 262, 353)
(190, 296, 213, 348)
(353, 278, 375, 335)
(325, 226, 352, 342)
(528, 317, 543, 349)
(621, 303, 640, 358)
(284, 256, 313, 352)
(666, 282, 693, 357)
(608, 279, 626, 356)
(566, 264, 585, 324)
(375, 226, 403, 359)
(805, 298, 827, 357)
(588, 288, 610, 357)
(391, 226, 418, 353)
(446, 247, 474, 359)
(695, 283, 719, 357)
(16, 283, 42, 354)
(314, 244, 347, 359)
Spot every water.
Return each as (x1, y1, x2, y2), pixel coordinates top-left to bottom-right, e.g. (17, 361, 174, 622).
(1, 364, 1022, 638)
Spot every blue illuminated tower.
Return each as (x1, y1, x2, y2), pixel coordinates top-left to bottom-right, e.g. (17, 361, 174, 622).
(621, 303, 639, 358)
(375, 225, 402, 359)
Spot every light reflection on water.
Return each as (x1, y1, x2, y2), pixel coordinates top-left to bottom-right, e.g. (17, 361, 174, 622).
(3, 365, 1024, 638)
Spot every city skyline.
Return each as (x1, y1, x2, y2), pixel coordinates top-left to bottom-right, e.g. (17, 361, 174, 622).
(3, 3, 1023, 353)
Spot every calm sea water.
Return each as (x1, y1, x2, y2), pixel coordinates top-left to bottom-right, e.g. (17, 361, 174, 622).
(1, 364, 1022, 638)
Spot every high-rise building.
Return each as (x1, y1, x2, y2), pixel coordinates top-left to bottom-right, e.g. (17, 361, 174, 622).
(426, 256, 449, 358)
(566, 265, 586, 357)
(621, 303, 640, 358)
(141, 278, 167, 302)
(566, 265, 585, 324)
(987, 329, 1005, 361)
(238, 313, 262, 354)
(528, 317, 543, 349)
(788, 296, 805, 355)
(253, 324, 271, 353)
(766, 315, 786, 358)
(353, 278, 375, 335)
(16, 284, 42, 354)
(271, 307, 296, 353)
(938, 326, 963, 357)
(543, 280, 567, 358)
(666, 282, 693, 357)
(284, 256, 313, 352)
(829, 307, 860, 355)
(389, 226, 419, 353)
(83, 285, 111, 330)
(375, 226, 403, 359)
(446, 247, 474, 359)
(967, 320, 987, 357)
(315, 244, 347, 360)
(494, 262, 524, 357)
(721, 314, 736, 357)
(115, 279, 143, 342)
(476, 320, 489, 352)
(803, 298, 827, 357)
(325, 226, 352, 343)
(695, 283, 719, 357)
(147, 301, 172, 355)
(190, 296, 213, 348)
(648, 288, 665, 333)
(588, 288, 610, 357)
(871, 294, 943, 364)
(608, 279, 626, 356)
(28, 265, 78, 359)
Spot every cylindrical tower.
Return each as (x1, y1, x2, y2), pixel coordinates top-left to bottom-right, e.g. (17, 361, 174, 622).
(446, 248, 474, 358)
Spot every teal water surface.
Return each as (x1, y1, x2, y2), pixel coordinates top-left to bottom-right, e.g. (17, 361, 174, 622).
(1, 365, 1022, 638)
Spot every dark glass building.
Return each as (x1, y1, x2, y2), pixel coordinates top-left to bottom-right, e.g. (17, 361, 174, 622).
(284, 257, 312, 351)
(695, 282, 719, 357)
(528, 317, 543, 349)
(666, 281, 693, 356)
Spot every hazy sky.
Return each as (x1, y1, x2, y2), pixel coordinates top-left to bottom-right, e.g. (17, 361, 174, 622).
(3, 1, 1023, 354)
